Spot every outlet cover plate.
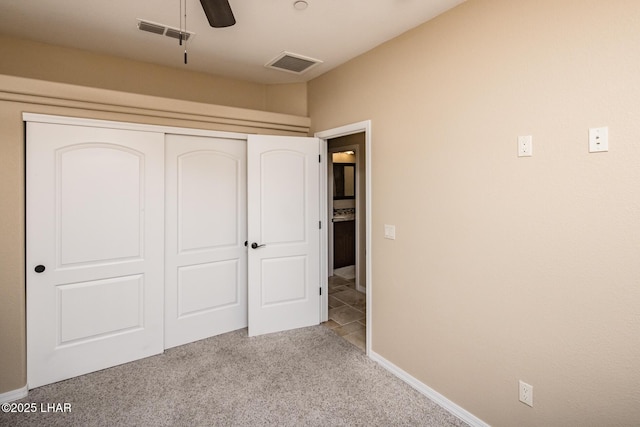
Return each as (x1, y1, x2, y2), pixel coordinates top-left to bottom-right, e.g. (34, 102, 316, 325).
(518, 135, 533, 157)
(589, 126, 608, 153)
(519, 380, 533, 407)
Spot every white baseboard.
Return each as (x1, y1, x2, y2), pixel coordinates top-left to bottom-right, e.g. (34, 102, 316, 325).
(369, 351, 490, 427)
(0, 385, 28, 404)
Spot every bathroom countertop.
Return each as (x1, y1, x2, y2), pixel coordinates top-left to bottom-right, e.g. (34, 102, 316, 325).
(333, 208, 355, 222)
(332, 214, 355, 222)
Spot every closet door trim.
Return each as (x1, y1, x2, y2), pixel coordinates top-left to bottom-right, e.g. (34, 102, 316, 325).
(23, 113, 248, 142)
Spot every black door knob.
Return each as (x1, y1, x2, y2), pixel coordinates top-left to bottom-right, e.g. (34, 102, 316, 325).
(251, 242, 266, 249)
(34, 265, 46, 273)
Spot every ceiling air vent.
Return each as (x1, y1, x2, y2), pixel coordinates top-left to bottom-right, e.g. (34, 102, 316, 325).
(137, 19, 195, 42)
(138, 20, 165, 35)
(265, 51, 322, 75)
(165, 27, 192, 42)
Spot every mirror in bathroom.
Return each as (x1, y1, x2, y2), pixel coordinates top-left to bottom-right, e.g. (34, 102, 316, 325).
(333, 163, 355, 199)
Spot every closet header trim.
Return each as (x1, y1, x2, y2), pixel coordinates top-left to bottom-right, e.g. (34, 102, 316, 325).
(2, 74, 310, 135)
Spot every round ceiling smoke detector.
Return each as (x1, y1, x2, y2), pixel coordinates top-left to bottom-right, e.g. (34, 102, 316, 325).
(293, 1, 308, 11)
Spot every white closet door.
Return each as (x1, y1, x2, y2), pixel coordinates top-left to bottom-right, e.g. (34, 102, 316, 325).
(164, 134, 247, 348)
(247, 135, 321, 336)
(26, 122, 165, 389)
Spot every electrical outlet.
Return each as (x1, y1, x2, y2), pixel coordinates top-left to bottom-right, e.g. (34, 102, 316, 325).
(519, 380, 533, 407)
(518, 135, 533, 157)
(589, 126, 608, 153)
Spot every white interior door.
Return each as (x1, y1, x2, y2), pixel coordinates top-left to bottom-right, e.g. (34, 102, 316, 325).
(26, 122, 165, 389)
(164, 134, 247, 348)
(247, 135, 321, 336)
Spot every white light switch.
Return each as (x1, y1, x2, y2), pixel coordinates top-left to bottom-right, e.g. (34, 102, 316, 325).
(589, 126, 608, 153)
(384, 224, 396, 240)
(518, 135, 533, 157)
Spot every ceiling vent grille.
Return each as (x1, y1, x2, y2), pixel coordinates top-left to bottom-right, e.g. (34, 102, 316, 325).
(165, 27, 192, 41)
(137, 19, 194, 42)
(265, 51, 322, 74)
(138, 20, 165, 35)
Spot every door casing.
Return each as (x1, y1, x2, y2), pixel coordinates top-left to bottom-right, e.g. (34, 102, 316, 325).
(315, 120, 372, 355)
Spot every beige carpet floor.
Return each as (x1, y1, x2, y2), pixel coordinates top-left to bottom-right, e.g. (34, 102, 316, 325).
(1, 326, 467, 427)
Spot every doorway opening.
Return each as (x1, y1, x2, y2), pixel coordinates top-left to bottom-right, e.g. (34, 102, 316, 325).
(329, 144, 360, 289)
(326, 141, 364, 350)
(316, 121, 372, 355)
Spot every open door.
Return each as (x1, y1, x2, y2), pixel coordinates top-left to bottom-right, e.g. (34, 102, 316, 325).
(247, 135, 321, 336)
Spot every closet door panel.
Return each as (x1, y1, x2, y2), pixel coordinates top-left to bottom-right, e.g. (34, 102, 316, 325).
(165, 134, 247, 348)
(26, 122, 165, 389)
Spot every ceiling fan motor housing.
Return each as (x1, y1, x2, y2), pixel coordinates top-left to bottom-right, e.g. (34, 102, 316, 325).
(200, 0, 236, 28)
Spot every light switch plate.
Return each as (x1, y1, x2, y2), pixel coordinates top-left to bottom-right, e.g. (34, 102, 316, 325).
(384, 224, 396, 240)
(589, 126, 608, 153)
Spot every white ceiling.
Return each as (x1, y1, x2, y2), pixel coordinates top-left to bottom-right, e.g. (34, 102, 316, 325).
(0, 0, 465, 84)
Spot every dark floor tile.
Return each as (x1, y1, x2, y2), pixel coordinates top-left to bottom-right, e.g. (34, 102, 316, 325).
(343, 329, 366, 351)
(328, 285, 346, 295)
(332, 321, 365, 337)
(333, 289, 365, 306)
(329, 275, 350, 286)
(328, 295, 345, 309)
(328, 276, 367, 349)
(329, 305, 365, 326)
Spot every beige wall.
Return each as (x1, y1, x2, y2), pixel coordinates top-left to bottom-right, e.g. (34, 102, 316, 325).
(0, 34, 306, 116)
(0, 103, 27, 395)
(0, 74, 309, 396)
(265, 83, 308, 116)
(309, 1, 640, 426)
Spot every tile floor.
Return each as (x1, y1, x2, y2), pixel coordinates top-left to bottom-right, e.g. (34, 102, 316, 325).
(322, 275, 366, 351)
